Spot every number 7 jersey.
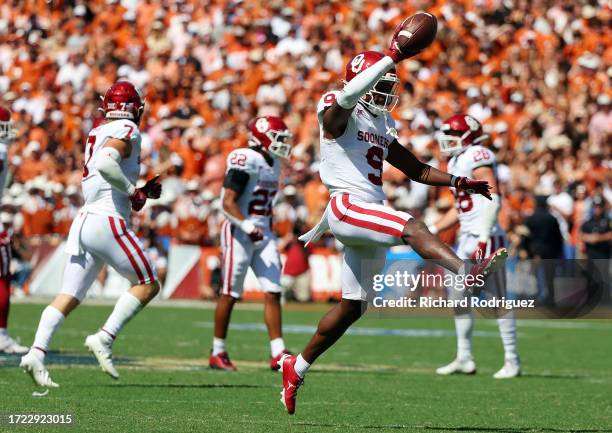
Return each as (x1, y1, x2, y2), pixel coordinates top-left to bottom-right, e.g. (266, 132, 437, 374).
(224, 147, 280, 229)
(317, 91, 396, 203)
(81, 119, 142, 221)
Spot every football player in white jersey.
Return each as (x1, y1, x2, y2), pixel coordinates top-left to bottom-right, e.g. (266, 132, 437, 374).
(430, 114, 520, 379)
(0, 105, 28, 355)
(20, 81, 162, 387)
(278, 35, 509, 414)
(209, 116, 292, 371)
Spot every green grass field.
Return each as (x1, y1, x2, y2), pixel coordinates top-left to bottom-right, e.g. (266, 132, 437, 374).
(1, 302, 611, 433)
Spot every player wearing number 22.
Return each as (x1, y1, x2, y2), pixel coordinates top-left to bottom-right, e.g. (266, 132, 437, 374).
(431, 114, 521, 379)
(208, 116, 293, 371)
(277, 30, 509, 414)
(20, 81, 163, 387)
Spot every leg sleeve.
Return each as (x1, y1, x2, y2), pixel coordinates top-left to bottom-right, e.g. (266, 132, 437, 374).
(60, 251, 104, 302)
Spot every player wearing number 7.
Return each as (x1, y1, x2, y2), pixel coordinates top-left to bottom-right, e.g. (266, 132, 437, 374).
(209, 116, 292, 371)
(20, 81, 162, 387)
(277, 37, 508, 413)
(430, 114, 520, 379)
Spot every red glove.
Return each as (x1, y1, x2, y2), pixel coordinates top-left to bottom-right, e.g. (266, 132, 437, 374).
(249, 227, 264, 243)
(471, 241, 488, 261)
(454, 176, 492, 200)
(387, 22, 422, 63)
(130, 175, 163, 212)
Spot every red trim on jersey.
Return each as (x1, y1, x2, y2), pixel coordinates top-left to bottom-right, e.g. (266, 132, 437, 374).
(119, 219, 155, 283)
(341, 194, 408, 227)
(109, 217, 145, 284)
(330, 195, 403, 238)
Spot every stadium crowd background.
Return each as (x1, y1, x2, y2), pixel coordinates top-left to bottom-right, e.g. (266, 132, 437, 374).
(0, 0, 609, 299)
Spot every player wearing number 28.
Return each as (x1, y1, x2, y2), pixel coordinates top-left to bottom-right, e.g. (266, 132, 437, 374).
(20, 81, 163, 387)
(209, 116, 293, 371)
(277, 16, 509, 415)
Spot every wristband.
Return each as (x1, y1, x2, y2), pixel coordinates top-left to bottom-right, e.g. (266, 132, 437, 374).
(450, 175, 458, 187)
(428, 225, 439, 235)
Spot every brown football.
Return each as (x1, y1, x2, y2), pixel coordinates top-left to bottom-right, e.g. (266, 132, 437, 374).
(394, 12, 438, 54)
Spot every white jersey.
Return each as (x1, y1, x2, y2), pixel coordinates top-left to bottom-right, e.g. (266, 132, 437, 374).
(0, 142, 8, 200)
(81, 119, 142, 220)
(317, 91, 396, 203)
(448, 145, 502, 236)
(223, 147, 280, 229)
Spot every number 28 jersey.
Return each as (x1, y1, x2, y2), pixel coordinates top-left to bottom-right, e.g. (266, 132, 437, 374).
(81, 119, 142, 221)
(448, 145, 501, 236)
(317, 91, 396, 203)
(224, 147, 280, 229)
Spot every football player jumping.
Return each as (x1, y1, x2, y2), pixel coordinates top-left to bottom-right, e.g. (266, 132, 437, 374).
(20, 81, 162, 387)
(209, 116, 292, 371)
(0, 106, 28, 355)
(430, 114, 520, 379)
(277, 38, 508, 413)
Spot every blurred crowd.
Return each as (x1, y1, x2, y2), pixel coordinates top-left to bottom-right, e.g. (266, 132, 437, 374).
(0, 0, 610, 294)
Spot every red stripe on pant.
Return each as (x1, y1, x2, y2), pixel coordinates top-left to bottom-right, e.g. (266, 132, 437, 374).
(108, 217, 145, 284)
(226, 224, 234, 295)
(119, 219, 155, 283)
(341, 194, 407, 226)
(331, 195, 404, 238)
(0, 277, 9, 328)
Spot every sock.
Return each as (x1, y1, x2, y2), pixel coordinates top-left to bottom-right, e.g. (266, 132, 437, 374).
(294, 354, 310, 378)
(270, 337, 286, 357)
(0, 277, 9, 329)
(455, 312, 474, 361)
(101, 292, 143, 338)
(497, 313, 518, 363)
(32, 306, 65, 359)
(212, 337, 226, 356)
(0, 328, 7, 337)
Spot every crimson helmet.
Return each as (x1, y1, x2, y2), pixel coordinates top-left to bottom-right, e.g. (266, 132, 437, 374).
(344, 51, 400, 113)
(248, 116, 292, 159)
(0, 105, 15, 142)
(101, 81, 144, 121)
(438, 114, 487, 155)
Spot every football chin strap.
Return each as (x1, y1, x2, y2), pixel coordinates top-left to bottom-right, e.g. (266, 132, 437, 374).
(94, 146, 136, 196)
(476, 193, 500, 244)
(336, 56, 395, 110)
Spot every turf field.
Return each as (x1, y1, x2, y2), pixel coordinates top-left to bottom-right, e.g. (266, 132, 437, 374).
(1, 302, 611, 433)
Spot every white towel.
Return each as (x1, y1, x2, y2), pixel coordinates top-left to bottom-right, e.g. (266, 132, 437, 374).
(298, 206, 330, 246)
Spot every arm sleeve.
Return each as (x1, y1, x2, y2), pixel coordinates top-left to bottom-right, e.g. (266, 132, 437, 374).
(94, 147, 136, 196)
(336, 56, 395, 108)
(223, 169, 250, 195)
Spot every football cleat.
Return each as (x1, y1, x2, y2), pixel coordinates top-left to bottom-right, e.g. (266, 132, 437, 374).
(270, 350, 292, 371)
(0, 334, 29, 354)
(20, 351, 59, 388)
(279, 354, 303, 415)
(436, 358, 477, 376)
(209, 351, 237, 371)
(85, 333, 119, 379)
(493, 360, 521, 379)
(466, 247, 508, 295)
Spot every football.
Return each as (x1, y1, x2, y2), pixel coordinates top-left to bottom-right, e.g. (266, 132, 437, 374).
(394, 12, 438, 54)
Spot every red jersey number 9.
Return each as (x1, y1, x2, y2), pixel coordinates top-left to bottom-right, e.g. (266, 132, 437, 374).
(366, 146, 384, 186)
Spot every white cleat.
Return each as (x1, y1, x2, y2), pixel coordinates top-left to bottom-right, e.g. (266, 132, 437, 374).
(436, 358, 477, 376)
(493, 361, 521, 379)
(19, 352, 59, 388)
(0, 334, 29, 354)
(85, 334, 119, 380)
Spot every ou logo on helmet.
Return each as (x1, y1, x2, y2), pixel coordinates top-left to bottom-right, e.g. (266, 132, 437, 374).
(351, 54, 366, 73)
(255, 117, 269, 133)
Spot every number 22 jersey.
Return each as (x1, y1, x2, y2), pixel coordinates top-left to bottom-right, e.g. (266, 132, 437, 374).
(317, 91, 397, 203)
(224, 147, 280, 229)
